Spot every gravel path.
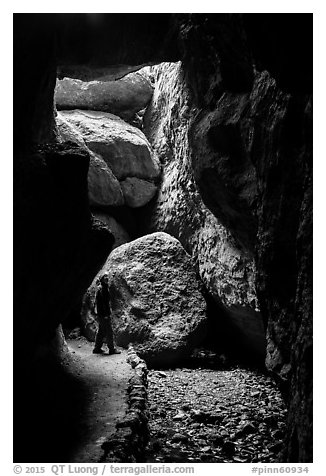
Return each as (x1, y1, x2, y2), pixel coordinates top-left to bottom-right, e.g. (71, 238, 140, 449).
(146, 365, 287, 463)
(64, 338, 133, 462)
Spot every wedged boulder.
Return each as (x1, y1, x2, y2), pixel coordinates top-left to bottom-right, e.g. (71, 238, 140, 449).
(56, 112, 124, 207)
(92, 213, 130, 249)
(120, 177, 157, 208)
(88, 153, 124, 207)
(82, 232, 208, 365)
(55, 71, 154, 121)
(60, 110, 161, 181)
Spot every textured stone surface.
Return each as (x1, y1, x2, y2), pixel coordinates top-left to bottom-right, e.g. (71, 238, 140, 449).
(190, 93, 258, 251)
(175, 14, 255, 111)
(246, 79, 312, 462)
(120, 177, 157, 208)
(56, 111, 86, 147)
(189, 68, 312, 461)
(102, 345, 149, 463)
(57, 111, 157, 209)
(60, 109, 161, 181)
(55, 70, 154, 122)
(82, 232, 208, 365)
(143, 63, 264, 357)
(88, 153, 124, 207)
(93, 213, 131, 249)
(57, 112, 124, 207)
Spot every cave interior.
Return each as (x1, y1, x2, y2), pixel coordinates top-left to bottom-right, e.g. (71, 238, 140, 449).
(13, 13, 312, 464)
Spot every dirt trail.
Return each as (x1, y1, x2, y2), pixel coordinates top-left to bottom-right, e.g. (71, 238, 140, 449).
(64, 338, 133, 462)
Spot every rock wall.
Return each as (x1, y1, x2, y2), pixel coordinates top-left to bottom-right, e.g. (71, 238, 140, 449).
(173, 14, 312, 462)
(14, 14, 58, 146)
(14, 143, 114, 364)
(143, 63, 265, 359)
(140, 14, 312, 461)
(14, 16, 115, 460)
(14, 14, 116, 365)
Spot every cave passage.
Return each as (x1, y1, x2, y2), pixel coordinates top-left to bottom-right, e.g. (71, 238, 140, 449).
(56, 61, 284, 464)
(15, 338, 132, 463)
(14, 13, 312, 464)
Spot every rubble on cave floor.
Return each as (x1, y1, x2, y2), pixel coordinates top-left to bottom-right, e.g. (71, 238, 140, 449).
(146, 357, 287, 463)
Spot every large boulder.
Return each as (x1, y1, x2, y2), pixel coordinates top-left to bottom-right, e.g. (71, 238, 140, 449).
(56, 112, 124, 207)
(55, 70, 154, 121)
(120, 177, 157, 208)
(60, 109, 161, 181)
(82, 232, 208, 365)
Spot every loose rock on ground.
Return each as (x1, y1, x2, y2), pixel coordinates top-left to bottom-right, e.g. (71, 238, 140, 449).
(146, 362, 287, 463)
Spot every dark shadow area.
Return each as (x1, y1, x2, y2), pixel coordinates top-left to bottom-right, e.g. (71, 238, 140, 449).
(14, 356, 90, 462)
(202, 292, 266, 369)
(145, 351, 267, 373)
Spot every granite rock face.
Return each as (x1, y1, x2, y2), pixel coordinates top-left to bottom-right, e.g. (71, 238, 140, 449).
(176, 14, 312, 462)
(143, 20, 312, 457)
(143, 63, 264, 358)
(82, 232, 208, 365)
(190, 92, 258, 251)
(60, 110, 161, 181)
(189, 68, 312, 394)
(248, 79, 312, 462)
(55, 70, 154, 122)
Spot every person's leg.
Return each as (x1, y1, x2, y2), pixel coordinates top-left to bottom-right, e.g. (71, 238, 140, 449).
(106, 317, 121, 354)
(93, 320, 106, 353)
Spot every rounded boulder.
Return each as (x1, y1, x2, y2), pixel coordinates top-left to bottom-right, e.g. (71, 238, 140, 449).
(82, 232, 208, 365)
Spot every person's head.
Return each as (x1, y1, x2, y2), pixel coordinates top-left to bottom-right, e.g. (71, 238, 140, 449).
(100, 274, 110, 298)
(100, 274, 109, 286)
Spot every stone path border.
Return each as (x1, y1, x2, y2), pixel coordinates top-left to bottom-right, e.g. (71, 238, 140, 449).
(100, 345, 149, 462)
